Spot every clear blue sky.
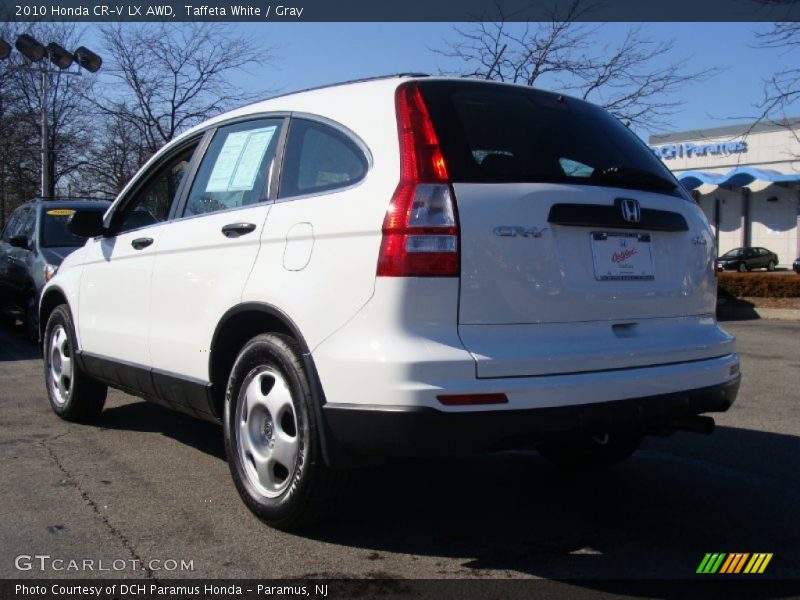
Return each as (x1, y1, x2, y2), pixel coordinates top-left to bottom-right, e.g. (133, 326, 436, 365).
(82, 22, 797, 142)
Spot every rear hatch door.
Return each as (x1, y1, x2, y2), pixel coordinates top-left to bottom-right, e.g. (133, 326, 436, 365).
(419, 80, 729, 378)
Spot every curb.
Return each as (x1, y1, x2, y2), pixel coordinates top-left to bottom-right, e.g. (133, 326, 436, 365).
(717, 306, 800, 321)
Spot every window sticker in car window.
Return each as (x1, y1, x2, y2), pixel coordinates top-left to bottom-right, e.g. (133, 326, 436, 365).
(230, 128, 276, 190)
(46, 209, 76, 216)
(205, 131, 248, 192)
(206, 126, 277, 193)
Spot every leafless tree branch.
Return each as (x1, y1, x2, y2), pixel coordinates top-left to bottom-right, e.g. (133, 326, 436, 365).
(749, 22, 800, 148)
(432, 0, 713, 130)
(73, 22, 277, 197)
(93, 23, 276, 156)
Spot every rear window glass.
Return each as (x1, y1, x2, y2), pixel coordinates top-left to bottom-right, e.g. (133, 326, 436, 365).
(419, 82, 680, 197)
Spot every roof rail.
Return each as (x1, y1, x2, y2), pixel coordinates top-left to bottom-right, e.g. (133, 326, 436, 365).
(27, 195, 113, 203)
(261, 73, 430, 104)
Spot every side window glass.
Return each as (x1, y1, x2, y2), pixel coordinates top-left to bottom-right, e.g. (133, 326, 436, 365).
(184, 118, 283, 218)
(115, 144, 197, 234)
(8, 209, 31, 242)
(2, 211, 22, 242)
(21, 208, 35, 242)
(279, 119, 368, 198)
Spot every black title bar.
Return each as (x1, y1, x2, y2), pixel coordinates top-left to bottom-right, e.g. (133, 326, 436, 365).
(3, 0, 800, 22)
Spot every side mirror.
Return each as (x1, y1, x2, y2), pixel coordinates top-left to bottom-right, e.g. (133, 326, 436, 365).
(68, 210, 105, 238)
(8, 235, 29, 249)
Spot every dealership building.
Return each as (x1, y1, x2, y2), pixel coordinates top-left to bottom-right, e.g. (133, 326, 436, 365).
(649, 118, 800, 266)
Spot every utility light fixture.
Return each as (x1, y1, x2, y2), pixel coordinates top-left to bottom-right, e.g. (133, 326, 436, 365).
(74, 46, 101, 73)
(7, 34, 102, 197)
(15, 34, 46, 62)
(46, 42, 73, 70)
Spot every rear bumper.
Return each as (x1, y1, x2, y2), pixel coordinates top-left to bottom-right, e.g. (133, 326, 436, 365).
(322, 376, 740, 457)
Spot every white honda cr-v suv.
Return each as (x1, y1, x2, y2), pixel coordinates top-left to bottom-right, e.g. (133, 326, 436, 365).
(41, 75, 740, 528)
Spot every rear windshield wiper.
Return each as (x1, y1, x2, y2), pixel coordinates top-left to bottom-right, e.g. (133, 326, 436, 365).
(592, 165, 677, 192)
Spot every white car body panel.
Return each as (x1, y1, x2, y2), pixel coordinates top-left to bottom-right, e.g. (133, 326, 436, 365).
(241, 185, 386, 354)
(455, 182, 717, 325)
(240, 97, 401, 354)
(458, 316, 733, 379)
(77, 226, 166, 366)
(43, 251, 84, 343)
(312, 279, 739, 409)
(149, 205, 272, 380)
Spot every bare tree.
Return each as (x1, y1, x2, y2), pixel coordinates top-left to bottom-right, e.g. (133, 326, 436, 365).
(96, 23, 275, 160)
(0, 22, 95, 223)
(77, 108, 150, 197)
(433, 1, 712, 129)
(754, 22, 800, 134)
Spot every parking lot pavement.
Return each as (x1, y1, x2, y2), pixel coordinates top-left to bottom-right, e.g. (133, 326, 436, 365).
(0, 318, 798, 583)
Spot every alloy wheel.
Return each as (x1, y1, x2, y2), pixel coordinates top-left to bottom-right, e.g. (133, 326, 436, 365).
(49, 325, 73, 406)
(235, 367, 300, 498)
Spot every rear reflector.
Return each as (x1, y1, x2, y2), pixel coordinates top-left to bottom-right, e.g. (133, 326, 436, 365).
(438, 393, 508, 406)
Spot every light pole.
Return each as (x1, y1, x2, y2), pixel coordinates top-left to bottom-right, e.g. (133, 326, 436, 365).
(12, 34, 101, 198)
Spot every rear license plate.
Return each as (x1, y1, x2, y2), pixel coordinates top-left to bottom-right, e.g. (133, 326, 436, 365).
(591, 232, 655, 281)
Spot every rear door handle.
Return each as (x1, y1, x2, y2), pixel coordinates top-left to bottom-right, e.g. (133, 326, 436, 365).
(131, 237, 154, 250)
(222, 222, 257, 238)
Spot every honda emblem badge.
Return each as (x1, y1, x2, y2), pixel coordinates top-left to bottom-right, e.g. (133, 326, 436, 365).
(620, 198, 641, 223)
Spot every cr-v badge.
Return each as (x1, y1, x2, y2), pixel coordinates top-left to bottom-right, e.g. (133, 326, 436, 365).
(493, 226, 548, 238)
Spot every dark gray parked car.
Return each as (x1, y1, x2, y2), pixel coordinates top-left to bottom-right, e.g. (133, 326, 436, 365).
(0, 198, 110, 341)
(717, 247, 780, 272)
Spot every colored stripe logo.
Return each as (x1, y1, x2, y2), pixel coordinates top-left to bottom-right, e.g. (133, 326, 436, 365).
(697, 553, 773, 574)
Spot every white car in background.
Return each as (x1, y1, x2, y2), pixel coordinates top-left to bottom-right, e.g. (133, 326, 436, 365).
(40, 75, 740, 528)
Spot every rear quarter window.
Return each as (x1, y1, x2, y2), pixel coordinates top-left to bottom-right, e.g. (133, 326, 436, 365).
(279, 119, 368, 199)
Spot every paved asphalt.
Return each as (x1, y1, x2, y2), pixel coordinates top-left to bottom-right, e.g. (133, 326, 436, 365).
(0, 318, 798, 585)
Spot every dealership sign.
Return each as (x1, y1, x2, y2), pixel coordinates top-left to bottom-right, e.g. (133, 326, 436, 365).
(650, 139, 748, 160)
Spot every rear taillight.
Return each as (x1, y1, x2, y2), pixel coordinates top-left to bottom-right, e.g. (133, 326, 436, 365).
(377, 83, 459, 277)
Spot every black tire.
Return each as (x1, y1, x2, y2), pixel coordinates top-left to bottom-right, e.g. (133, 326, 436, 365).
(738, 263, 748, 273)
(536, 433, 643, 471)
(767, 261, 776, 272)
(25, 297, 39, 344)
(224, 333, 341, 529)
(43, 305, 107, 421)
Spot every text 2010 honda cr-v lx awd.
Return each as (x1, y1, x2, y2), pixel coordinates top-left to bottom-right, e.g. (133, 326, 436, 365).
(41, 75, 740, 528)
